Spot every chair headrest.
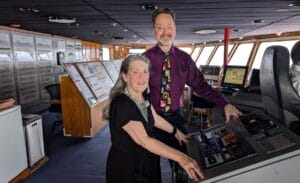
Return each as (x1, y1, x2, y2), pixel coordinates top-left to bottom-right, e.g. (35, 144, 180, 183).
(261, 46, 300, 119)
(45, 84, 61, 99)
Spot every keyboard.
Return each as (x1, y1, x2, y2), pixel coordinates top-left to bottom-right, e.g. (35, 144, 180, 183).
(259, 134, 295, 153)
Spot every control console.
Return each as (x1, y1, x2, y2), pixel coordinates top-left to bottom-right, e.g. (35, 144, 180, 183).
(194, 124, 255, 169)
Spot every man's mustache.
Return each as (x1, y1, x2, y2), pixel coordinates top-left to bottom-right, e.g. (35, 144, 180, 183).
(160, 34, 172, 39)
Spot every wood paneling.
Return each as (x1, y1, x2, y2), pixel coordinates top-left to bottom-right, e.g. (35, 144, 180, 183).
(60, 76, 106, 137)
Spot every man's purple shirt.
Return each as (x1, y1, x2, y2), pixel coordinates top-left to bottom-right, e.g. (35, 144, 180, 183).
(145, 44, 228, 113)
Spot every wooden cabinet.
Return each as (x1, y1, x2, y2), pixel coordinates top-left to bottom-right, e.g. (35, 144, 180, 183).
(60, 76, 107, 137)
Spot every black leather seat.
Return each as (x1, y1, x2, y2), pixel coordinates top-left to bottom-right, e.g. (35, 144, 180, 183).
(45, 84, 62, 132)
(260, 46, 300, 135)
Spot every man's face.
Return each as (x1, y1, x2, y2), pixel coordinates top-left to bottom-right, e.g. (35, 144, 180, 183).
(153, 13, 176, 47)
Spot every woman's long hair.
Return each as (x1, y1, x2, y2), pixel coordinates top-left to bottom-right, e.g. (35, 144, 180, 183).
(102, 54, 150, 119)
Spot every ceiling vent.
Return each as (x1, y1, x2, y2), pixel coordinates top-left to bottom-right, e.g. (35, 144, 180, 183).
(48, 16, 76, 24)
(113, 36, 124, 40)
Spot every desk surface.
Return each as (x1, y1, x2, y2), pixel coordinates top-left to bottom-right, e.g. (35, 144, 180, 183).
(224, 91, 264, 111)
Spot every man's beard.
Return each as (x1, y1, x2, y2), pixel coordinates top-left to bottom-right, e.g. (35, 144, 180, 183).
(158, 34, 173, 47)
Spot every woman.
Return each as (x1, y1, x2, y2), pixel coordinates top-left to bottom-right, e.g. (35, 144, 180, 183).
(103, 54, 204, 183)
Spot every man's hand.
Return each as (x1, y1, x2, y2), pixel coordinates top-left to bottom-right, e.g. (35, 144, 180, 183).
(224, 104, 242, 123)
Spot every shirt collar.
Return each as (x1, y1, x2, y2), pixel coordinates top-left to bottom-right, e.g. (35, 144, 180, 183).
(155, 44, 175, 56)
(123, 88, 150, 107)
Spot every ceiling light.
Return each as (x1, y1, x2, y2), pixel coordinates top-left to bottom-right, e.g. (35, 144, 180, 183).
(94, 30, 102, 34)
(18, 7, 39, 13)
(277, 32, 282, 36)
(195, 29, 216, 35)
(111, 22, 117, 27)
(288, 2, 300, 7)
(251, 19, 264, 24)
(48, 16, 76, 24)
(104, 34, 112, 39)
(123, 29, 128, 32)
(233, 29, 240, 32)
(276, 9, 289, 12)
(140, 4, 158, 10)
(31, 9, 39, 13)
(9, 24, 21, 28)
(239, 36, 243, 40)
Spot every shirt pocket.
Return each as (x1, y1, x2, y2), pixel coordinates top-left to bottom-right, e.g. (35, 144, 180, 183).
(176, 68, 188, 84)
(178, 68, 187, 76)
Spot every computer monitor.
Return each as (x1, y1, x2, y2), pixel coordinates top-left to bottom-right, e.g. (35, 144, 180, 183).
(221, 65, 248, 89)
(200, 65, 221, 81)
(248, 69, 260, 89)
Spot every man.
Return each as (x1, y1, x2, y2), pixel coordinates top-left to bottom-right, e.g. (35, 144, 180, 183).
(290, 41, 300, 96)
(144, 8, 241, 152)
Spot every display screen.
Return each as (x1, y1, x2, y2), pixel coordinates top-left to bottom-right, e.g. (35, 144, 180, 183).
(200, 65, 220, 81)
(221, 65, 248, 89)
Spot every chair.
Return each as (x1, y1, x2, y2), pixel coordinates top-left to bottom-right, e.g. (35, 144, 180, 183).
(45, 84, 62, 132)
(188, 92, 215, 129)
(260, 46, 300, 135)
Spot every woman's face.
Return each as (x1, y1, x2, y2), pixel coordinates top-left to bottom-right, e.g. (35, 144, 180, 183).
(122, 59, 149, 96)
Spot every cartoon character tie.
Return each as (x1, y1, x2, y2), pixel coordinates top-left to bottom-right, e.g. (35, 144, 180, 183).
(160, 53, 171, 112)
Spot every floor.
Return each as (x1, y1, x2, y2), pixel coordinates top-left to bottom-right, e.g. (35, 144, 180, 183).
(22, 112, 172, 183)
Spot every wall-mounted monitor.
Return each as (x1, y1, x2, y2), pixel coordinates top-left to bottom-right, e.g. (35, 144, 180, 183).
(221, 65, 248, 89)
(200, 65, 221, 81)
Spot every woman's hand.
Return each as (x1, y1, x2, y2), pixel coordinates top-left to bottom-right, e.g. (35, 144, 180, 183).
(178, 154, 205, 181)
(175, 129, 188, 146)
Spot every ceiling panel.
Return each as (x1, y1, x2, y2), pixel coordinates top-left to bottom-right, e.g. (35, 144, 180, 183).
(0, 0, 299, 44)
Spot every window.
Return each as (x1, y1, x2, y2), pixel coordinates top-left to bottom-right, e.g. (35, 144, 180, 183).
(196, 46, 214, 68)
(191, 47, 201, 61)
(102, 47, 110, 61)
(209, 45, 233, 66)
(129, 48, 146, 54)
(229, 43, 254, 66)
(252, 40, 298, 69)
(178, 47, 192, 54)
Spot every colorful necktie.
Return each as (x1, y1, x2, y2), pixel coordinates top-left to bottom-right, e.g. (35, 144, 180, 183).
(160, 53, 172, 112)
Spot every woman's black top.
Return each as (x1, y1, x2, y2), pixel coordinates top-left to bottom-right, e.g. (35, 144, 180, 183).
(106, 93, 161, 183)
